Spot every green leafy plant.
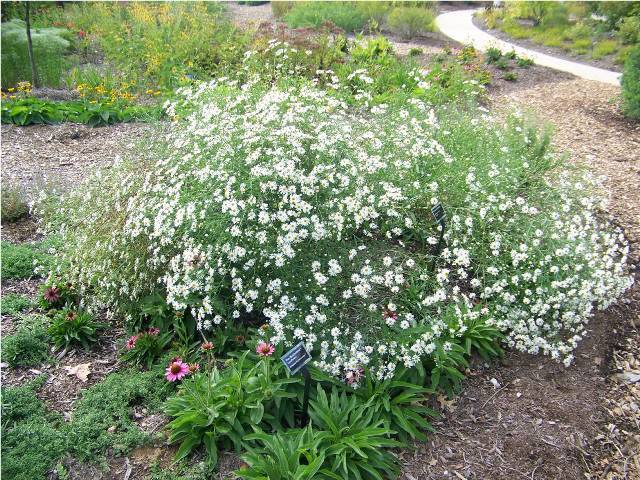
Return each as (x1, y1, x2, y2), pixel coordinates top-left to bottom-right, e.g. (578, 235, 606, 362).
(516, 56, 534, 67)
(484, 46, 503, 63)
(1, 184, 29, 223)
(37, 276, 77, 310)
(121, 328, 172, 369)
(409, 47, 423, 57)
(308, 385, 402, 479)
(622, 45, 640, 119)
(1, 97, 162, 127)
(0, 293, 32, 316)
(503, 71, 518, 81)
(494, 57, 510, 70)
(165, 352, 299, 467)
(386, 6, 436, 40)
(238, 426, 329, 479)
(48, 308, 104, 350)
(1, 315, 51, 367)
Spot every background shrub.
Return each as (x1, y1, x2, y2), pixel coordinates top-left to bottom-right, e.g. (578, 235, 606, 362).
(0, 19, 71, 88)
(621, 45, 640, 119)
(284, 2, 368, 32)
(386, 6, 437, 39)
(1, 184, 29, 223)
(271, 1, 295, 19)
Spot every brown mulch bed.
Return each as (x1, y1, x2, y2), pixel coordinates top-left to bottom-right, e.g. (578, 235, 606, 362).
(1, 122, 152, 194)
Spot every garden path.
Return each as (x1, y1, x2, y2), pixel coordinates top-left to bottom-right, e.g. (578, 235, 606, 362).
(435, 9, 622, 86)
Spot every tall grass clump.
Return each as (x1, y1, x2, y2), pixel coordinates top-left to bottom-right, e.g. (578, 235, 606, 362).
(386, 6, 437, 39)
(284, 2, 368, 32)
(41, 80, 632, 381)
(0, 19, 71, 88)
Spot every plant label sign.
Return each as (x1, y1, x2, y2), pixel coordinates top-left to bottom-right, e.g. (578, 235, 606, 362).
(281, 342, 311, 375)
(431, 203, 446, 226)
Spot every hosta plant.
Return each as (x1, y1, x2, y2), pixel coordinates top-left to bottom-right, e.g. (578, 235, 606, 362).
(41, 79, 633, 384)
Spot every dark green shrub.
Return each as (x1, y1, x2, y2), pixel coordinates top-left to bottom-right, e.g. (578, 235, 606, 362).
(1, 315, 51, 367)
(0, 293, 33, 316)
(0, 19, 71, 88)
(621, 45, 640, 119)
(284, 2, 368, 32)
(617, 16, 640, 45)
(1, 184, 29, 223)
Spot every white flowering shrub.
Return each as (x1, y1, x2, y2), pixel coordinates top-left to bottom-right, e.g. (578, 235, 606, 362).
(42, 80, 632, 381)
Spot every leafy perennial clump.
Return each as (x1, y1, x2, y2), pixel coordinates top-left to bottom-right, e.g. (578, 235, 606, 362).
(42, 79, 633, 382)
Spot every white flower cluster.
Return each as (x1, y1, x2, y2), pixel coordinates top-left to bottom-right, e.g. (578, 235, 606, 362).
(45, 80, 632, 379)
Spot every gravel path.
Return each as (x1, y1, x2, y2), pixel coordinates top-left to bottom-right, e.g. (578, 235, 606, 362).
(436, 9, 622, 85)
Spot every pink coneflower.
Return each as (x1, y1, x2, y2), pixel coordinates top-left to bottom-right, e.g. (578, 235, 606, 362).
(125, 334, 139, 350)
(165, 358, 189, 382)
(188, 363, 200, 374)
(44, 287, 61, 303)
(345, 367, 364, 386)
(382, 309, 398, 321)
(201, 341, 214, 351)
(147, 327, 160, 336)
(256, 341, 275, 357)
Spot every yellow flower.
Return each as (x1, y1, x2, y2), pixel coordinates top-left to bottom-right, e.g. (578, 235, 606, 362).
(7, 88, 15, 92)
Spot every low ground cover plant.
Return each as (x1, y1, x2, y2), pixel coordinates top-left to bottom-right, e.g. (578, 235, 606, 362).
(0, 240, 53, 280)
(1, 314, 51, 367)
(0, 293, 33, 316)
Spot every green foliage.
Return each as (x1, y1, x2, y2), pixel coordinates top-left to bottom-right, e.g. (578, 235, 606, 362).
(503, 71, 518, 81)
(48, 308, 104, 350)
(516, 56, 535, 67)
(37, 276, 77, 311)
(284, 2, 368, 32)
(121, 329, 172, 369)
(1, 96, 162, 127)
(0, 19, 71, 88)
(1, 377, 67, 480)
(0, 293, 33, 316)
(592, 39, 618, 59)
(271, 1, 295, 19)
(1, 314, 51, 367)
(352, 367, 438, 444)
(617, 15, 640, 45)
(0, 240, 50, 280)
(165, 352, 300, 467)
(485, 46, 503, 63)
(386, 6, 436, 40)
(308, 385, 402, 479)
(622, 45, 640, 119)
(1, 183, 29, 223)
(68, 369, 168, 460)
(239, 426, 329, 479)
(409, 47, 423, 57)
